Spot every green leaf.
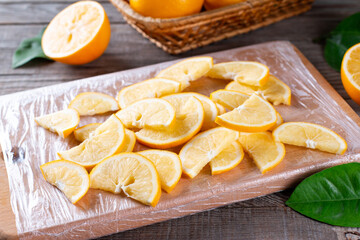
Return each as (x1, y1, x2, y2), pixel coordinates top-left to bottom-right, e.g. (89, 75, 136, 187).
(286, 162, 360, 227)
(12, 27, 53, 69)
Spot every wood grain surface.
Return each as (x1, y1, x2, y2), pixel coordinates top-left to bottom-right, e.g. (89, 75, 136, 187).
(1, 0, 360, 239)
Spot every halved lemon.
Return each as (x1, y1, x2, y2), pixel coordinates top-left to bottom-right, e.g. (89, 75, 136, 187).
(68, 92, 119, 116)
(156, 57, 213, 90)
(42, 1, 110, 65)
(179, 127, 239, 178)
(341, 43, 360, 105)
(116, 78, 181, 109)
(116, 98, 176, 130)
(210, 141, 244, 175)
(210, 89, 249, 110)
(206, 61, 269, 87)
(40, 160, 89, 204)
(138, 150, 182, 193)
(58, 115, 126, 169)
(273, 122, 347, 154)
(89, 153, 161, 207)
(238, 132, 286, 174)
(35, 108, 79, 138)
(135, 94, 204, 149)
(215, 94, 277, 132)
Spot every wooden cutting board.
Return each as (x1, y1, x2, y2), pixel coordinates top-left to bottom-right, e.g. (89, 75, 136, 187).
(1, 41, 360, 240)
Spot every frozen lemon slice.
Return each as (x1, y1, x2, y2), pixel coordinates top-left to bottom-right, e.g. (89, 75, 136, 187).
(90, 153, 161, 207)
(35, 108, 79, 138)
(179, 127, 239, 178)
(68, 92, 119, 116)
(40, 160, 89, 204)
(225, 81, 256, 93)
(210, 89, 250, 110)
(210, 141, 244, 175)
(156, 57, 213, 90)
(116, 98, 176, 130)
(207, 61, 269, 87)
(269, 112, 283, 131)
(116, 78, 181, 109)
(58, 115, 125, 169)
(138, 150, 182, 193)
(136, 94, 204, 149)
(273, 122, 347, 154)
(215, 94, 277, 132)
(216, 103, 226, 115)
(238, 132, 286, 174)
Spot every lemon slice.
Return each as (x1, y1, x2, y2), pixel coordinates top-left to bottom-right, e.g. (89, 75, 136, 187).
(58, 115, 126, 169)
(116, 98, 176, 130)
(35, 108, 79, 138)
(239, 132, 286, 174)
(341, 43, 360, 105)
(89, 153, 161, 207)
(42, 1, 110, 65)
(269, 112, 284, 131)
(136, 94, 204, 149)
(207, 61, 269, 87)
(210, 89, 250, 110)
(225, 81, 256, 93)
(116, 78, 181, 109)
(68, 92, 119, 116)
(215, 94, 277, 132)
(40, 160, 89, 204)
(179, 127, 239, 178)
(210, 141, 244, 175)
(216, 103, 226, 115)
(74, 123, 101, 142)
(156, 57, 213, 90)
(273, 122, 347, 154)
(138, 150, 182, 193)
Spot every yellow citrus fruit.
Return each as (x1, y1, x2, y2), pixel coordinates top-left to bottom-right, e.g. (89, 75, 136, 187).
(138, 150, 182, 193)
(130, 0, 204, 19)
(238, 132, 286, 174)
(210, 89, 249, 110)
(204, 0, 246, 10)
(209, 141, 244, 175)
(135, 93, 204, 149)
(35, 108, 79, 138)
(269, 112, 284, 131)
(225, 75, 291, 105)
(341, 43, 360, 105)
(40, 160, 89, 204)
(58, 115, 126, 169)
(179, 127, 239, 178)
(156, 57, 213, 90)
(216, 103, 226, 115)
(116, 78, 181, 109)
(273, 122, 347, 154)
(215, 94, 277, 132)
(68, 92, 119, 116)
(116, 98, 176, 130)
(207, 61, 269, 87)
(89, 153, 161, 207)
(42, 1, 110, 65)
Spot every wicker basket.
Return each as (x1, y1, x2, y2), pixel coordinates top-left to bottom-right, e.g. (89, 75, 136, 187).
(110, 0, 314, 54)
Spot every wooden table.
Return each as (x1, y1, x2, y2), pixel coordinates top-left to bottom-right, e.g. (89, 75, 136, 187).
(1, 0, 360, 239)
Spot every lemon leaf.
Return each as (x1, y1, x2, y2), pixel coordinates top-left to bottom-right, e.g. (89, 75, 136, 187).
(12, 27, 53, 69)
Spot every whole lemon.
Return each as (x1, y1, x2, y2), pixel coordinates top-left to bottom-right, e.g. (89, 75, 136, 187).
(130, 0, 204, 19)
(204, 0, 246, 10)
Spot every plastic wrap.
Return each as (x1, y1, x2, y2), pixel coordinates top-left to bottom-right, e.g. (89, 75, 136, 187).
(1, 41, 360, 239)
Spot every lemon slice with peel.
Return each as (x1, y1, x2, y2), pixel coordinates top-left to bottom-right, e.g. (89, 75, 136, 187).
(58, 115, 126, 169)
(239, 132, 286, 174)
(207, 61, 269, 87)
(68, 92, 119, 116)
(156, 57, 213, 90)
(215, 94, 277, 132)
(90, 153, 161, 207)
(116, 98, 176, 130)
(40, 160, 90, 204)
(138, 150, 182, 193)
(269, 112, 283, 131)
(135, 94, 204, 149)
(273, 122, 347, 154)
(179, 127, 239, 178)
(210, 89, 250, 110)
(210, 141, 244, 175)
(215, 103, 226, 115)
(35, 108, 79, 138)
(116, 78, 181, 109)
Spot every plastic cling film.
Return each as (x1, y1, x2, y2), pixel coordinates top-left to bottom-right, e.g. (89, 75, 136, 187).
(1, 41, 360, 239)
